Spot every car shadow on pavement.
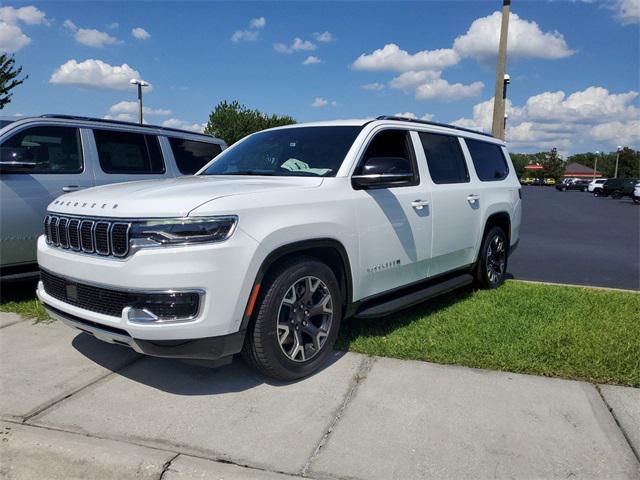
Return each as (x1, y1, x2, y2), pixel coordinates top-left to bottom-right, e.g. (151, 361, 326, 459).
(71, 331, 348, 395)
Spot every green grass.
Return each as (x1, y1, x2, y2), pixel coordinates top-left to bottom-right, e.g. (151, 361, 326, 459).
(337, 281, 640, 387)
(1, 280, 638, 386)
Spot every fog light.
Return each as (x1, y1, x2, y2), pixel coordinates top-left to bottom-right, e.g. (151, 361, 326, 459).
(125, 291, 201, 323)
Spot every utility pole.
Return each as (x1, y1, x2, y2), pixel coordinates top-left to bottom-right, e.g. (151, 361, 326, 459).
(491, 0, 511, 140)
(614, 146, 622, 178)
(593, 151, 599, 180)
(129, 78, 150, 124)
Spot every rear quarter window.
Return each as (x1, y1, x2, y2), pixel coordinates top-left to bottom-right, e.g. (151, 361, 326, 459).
(169, 137, 222, 175)
(94, 129, 165, 175)
(466, 139, 509, 182)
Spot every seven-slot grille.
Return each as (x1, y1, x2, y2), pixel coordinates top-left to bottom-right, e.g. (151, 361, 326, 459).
(44, 215, 131, 257)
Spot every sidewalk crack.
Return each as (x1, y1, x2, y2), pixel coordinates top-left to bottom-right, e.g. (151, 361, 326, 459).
(159, 453, 180, 480)
(595, 384, 640, 465)
(301, 354, 375, 477)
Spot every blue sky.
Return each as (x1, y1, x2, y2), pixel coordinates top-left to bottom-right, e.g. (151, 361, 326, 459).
(1, 0, 638, 155)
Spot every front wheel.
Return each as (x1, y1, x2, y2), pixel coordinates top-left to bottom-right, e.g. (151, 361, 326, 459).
(242, 256, 342, 380)
(474, 226, 508, 289)
(633, 196, 640, 204)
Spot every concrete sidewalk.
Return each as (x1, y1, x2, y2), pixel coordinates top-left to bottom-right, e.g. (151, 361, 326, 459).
(1, 313, 639, 479)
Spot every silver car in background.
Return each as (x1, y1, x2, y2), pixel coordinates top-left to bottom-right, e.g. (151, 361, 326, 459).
(0, 115, 226, 280)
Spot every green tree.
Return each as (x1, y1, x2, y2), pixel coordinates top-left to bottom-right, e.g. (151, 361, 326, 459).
(0, 54, 27, 110)
(615, 147, 640, 178)
(541, 148, 566, 181)
(204, 100, 296, 145)
(510, 152, 547, 178)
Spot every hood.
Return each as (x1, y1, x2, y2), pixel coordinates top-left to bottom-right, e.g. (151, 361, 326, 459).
(47, 175, 323, 218)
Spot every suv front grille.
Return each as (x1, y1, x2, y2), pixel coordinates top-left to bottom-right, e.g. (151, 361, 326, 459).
(45, 215, 130, 258)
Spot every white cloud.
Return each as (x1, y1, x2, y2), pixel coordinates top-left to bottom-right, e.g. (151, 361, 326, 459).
(50, 59, 147, 91)
(162, 118, 206, 133)
(362, 82, 385, 91)
(453, 11, 574, 62)
(0, 22, 30, 53)
(452, 86, 640, 151)
(590, 121, 640, 146)
(249, 17, 266, 29)
(274, 37, 316, 54)
(109, 101, 171, 116)
(313, 31, 335, 43)
(0, 6, 48, 25)
(352, 43, 460, 72)
(311, 97, 328, 108)
(131, 27, 150, 40)
(103, 113, 135, 122)
(394, 112, 435, 121)
(302, 55, 322, 65)
(64, 20, 121, 48)
(0, 5, 48, 53)
(231, 17, 266, 42)
(389, 70, 440, 90)
(415, 77, 484, 101)
(613, 0, 640, 24)
(107, 22, 119, 29)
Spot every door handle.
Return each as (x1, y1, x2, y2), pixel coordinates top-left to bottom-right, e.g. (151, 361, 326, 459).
(411, 199, 430, 210)
(62, 185, 85, 192)
(467, 194, 480, 203)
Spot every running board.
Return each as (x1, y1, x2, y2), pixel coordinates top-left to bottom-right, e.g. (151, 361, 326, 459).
(354, 273, 474, 319)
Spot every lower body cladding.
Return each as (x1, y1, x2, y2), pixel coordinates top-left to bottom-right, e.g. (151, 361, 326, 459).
(35, 231, 259, 362)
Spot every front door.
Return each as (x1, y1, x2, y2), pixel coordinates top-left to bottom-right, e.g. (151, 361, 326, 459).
(353, 129, 433, 299)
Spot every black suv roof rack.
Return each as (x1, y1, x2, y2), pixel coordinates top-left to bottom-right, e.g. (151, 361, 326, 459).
(38, 114, 214, 138)
(375, 115, 494, 138)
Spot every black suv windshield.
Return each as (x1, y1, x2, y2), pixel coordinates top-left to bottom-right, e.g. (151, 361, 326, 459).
(201, 126, 362, 177)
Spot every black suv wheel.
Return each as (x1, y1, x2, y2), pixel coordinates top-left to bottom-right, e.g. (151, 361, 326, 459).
(242, 256, 342, 380)
(474, 226, 508, 289)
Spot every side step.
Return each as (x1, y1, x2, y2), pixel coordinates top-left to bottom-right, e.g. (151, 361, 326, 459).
(354, 273, 474, 319)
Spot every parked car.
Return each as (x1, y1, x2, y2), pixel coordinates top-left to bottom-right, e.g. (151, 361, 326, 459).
(520, 177, 534, 185)
(532, 177, 545, 186)
(37, 115, 522, 380)
(544, 178, 555, 186)
(0, 115, 226, 280)
(555, 179, 589, 192)
(602, 178, 639, 198)
(588, 178, 608, 195)
(633, 184, 640, 204)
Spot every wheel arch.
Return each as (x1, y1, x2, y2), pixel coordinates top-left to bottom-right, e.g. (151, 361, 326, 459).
(483, 211, 511, 248)
(241, 238, 354, 330)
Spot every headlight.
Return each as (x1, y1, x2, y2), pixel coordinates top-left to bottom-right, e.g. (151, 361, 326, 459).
(130, 216, 237, 248)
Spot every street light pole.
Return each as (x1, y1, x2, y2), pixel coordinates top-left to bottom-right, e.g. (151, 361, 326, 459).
(593, 151, 599, 180)
(614, 146, 622, 178)
(129, 78, 150, 124)
(491, 0, 511, 140)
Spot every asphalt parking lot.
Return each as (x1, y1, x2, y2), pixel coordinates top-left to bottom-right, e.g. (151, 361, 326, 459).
(509, 186, 639, 291)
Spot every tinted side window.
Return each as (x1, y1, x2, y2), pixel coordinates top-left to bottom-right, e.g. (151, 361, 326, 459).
(419, 132, 469, 184)
(0, 126, 82, 173)
(356, 129, 417, 179)
(466, 139, 509, 181)
(169, 138, 222, 175)
(94, 129, 164, 174)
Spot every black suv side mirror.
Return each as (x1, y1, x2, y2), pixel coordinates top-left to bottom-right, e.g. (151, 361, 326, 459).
(351, 156, 414, 190)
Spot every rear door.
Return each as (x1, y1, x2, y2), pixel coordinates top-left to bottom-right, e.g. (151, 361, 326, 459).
(91, 128, 169, 185)
(0, 124, 95, 267)
(416, 131, 482, 277)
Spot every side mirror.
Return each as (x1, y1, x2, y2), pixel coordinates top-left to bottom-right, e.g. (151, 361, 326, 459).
(351, 156, 414, 190)
(0, 147, 37, 172)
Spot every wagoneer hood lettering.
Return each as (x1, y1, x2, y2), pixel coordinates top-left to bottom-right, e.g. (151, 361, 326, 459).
(47, 176, 323, 218)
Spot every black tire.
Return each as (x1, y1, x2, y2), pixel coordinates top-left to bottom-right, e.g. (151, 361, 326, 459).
(593, 189, 602, 197)
(561, 187, 566, 192)
(242, 256, 342, 381)
(612, 190, 622, 199)
(474, 226, 508, 289)
(633, 196, 640, 204)
(582, 187, 587, 192)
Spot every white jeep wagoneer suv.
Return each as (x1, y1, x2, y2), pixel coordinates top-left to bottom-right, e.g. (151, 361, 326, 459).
(37, 116, 521, 380)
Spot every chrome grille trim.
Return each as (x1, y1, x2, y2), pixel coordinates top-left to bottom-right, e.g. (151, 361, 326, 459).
(44, 215, 131, 259)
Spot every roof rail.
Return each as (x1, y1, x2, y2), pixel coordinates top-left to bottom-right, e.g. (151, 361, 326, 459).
(375, 115, 494, 138)
(38, 114, 214, 138)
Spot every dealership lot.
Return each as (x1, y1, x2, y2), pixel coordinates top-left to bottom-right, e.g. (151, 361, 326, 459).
(509, 187, 639, 290)
(1, 315, 639, 479)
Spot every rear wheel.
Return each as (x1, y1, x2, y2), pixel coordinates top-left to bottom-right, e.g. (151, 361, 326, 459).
(474, 226, 508, 289)
(594, 189, 602, 197)
(242, 256, 342, 380)
(633, 196, 640, 204)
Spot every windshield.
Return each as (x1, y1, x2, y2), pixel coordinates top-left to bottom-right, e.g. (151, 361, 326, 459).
(201, 126, 362, 177)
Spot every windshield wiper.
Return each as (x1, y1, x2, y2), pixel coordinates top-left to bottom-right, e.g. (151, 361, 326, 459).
(222, 170, 276, 176)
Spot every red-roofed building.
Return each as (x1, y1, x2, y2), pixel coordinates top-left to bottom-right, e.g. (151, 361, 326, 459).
(563, 162, 603, 178)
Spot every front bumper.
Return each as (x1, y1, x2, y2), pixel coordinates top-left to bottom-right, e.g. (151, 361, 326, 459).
(43, 302, 245, 360)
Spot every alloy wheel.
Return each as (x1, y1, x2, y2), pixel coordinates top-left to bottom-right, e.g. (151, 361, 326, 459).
(486, 235, 506, 284)
(277, 276, 333, 362)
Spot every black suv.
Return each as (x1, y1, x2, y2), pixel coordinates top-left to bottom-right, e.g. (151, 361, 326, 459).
(555, 179, 589, 192)
(602, 178, 639, 198)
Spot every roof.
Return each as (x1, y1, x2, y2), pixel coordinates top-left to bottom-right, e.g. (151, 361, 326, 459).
(5, 114, 218, 139)
(564, 162, 602, 176)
